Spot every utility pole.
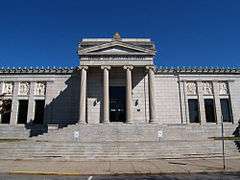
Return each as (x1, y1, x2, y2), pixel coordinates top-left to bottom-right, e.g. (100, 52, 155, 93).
(221, 115, 226, 170)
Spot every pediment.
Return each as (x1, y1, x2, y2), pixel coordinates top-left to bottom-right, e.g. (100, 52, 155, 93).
(89, 45, 144, 54)
(79, 41, 155, 56)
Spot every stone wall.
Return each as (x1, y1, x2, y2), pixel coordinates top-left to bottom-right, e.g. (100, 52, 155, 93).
(0, 73, 80, 126)
(0, 70, 239, 126)
(153, 73, 240, 125)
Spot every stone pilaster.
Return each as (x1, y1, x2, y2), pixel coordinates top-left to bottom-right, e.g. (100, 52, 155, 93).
(10, 82, 19, 125)
(27, 82, 35, 123)
(183, 81, 189, 124)
(197, 82, 206, 124)
(213, 82, 221, 124)
(79, 66, 88, 124)
(101, 66, 111, 123)
(123, 65, 133, 123)
(146, 66, 157, 123)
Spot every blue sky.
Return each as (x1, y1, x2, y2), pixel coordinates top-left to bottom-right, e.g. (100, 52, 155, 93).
(0, 0, 239, 68)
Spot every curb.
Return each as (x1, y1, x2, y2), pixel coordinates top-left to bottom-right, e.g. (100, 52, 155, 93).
(9, 170, 240, 176)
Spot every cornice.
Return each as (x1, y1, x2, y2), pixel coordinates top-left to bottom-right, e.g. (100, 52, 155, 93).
(0, 67, 77, 75)
(0, 66, 239, 75)
(156, 67, 240, 74)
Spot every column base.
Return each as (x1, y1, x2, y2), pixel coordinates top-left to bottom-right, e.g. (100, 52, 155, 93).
(77, 122, 87, 125)
(102, 121, 110, 124)
(125, 122, 133, 124)
(149, 120, 158, 124)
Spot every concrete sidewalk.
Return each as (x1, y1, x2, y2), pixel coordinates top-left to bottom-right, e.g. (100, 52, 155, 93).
(0, 158, 239, 176)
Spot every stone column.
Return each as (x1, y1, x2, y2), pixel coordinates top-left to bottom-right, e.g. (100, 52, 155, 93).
(27, 82, 35, 123)
(79, 66, 88, 124)
(146, 66, 157, 123)
(123, 65, 133, 123)
(101, 66, 111, 123)
(10, 82, 19, 125)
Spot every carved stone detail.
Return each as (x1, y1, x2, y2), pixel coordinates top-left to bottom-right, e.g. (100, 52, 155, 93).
(123, 65, 134, 70)
(186, 82, 197, 95)
(101, 65, 111, 70)
(35, 82, 46, 96)
(2, 82, 13, 95)
(18, 82, 30, 96)
(202, 82, 213, 95)
(219, 82, 228, 95)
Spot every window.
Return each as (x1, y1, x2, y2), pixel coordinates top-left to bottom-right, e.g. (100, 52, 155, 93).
(204, 99, 216, 123)
(34, 100, 45, 124)
(188, 99, 200, 123)
(17, 100, 28, 124)
(220, 99, 232, 122)
(1, 100, 12, 124)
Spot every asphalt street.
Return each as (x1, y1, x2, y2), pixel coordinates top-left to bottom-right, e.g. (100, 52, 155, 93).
(0, 173, 240, 180)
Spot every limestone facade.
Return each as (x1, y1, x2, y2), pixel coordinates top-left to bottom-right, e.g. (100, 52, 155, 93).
(0, 34, 239, 127)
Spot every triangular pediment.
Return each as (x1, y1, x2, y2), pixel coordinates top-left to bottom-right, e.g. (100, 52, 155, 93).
(90, 45, 144, 54)
(79, 41, 155, 55)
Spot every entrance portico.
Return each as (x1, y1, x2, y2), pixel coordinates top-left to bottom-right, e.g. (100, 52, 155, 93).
(78, 33, 157, 124)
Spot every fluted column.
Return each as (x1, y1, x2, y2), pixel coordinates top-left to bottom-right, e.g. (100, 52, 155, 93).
(101, 66, 111, 123)
(79, 66, 88, 124)
(123, 65, 133, 123)
(146, 66, 156, 123)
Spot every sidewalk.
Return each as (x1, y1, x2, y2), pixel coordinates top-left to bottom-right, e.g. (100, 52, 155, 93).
(0, 158, 239, 176)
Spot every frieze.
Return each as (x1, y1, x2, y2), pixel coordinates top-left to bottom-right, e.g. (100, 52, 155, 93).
(186, 82, 197, 95)
(202, 82, 213, 95)
(219, 82, 228, 95)
(18, 82, 30, 96)
(2, 82, 13, 95)
(35, 82, 46, 96)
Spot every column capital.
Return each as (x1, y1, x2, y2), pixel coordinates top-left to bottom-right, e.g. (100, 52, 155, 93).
(123, 65, 134, 70)
(101, 65, 111, 70)
(79, 66, 88, 70)
(145, 65, 155, 71)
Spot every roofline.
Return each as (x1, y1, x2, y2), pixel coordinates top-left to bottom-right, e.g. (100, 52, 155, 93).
(81, 38, 151, 42)
(156, 67, 240, 74)
(0, 67, 77, 75)
(0, 66, 239, 75)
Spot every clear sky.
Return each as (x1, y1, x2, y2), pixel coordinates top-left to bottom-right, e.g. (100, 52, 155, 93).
(0, 0, 239, 68)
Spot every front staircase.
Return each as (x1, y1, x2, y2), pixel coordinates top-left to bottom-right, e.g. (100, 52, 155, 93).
(0, 123, 239, 160)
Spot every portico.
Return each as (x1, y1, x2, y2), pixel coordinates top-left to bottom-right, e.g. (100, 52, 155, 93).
(78, 33, 157, 124)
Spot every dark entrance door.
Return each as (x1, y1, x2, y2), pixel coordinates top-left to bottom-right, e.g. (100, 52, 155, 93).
(110, 86, 126, 122)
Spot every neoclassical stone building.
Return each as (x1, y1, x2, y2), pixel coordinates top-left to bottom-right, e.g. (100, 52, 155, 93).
(0, 33, 239, 160)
